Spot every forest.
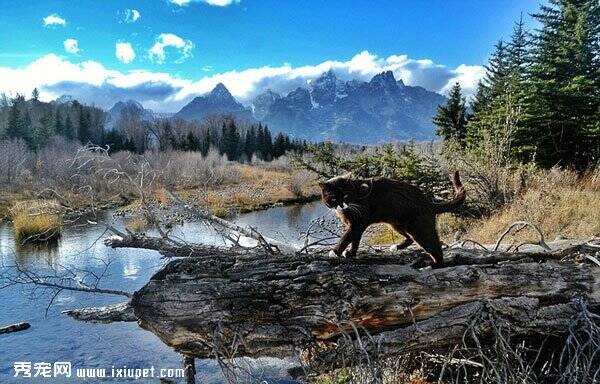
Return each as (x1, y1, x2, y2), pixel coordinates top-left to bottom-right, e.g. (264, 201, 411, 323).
(0, 93, 305, 162)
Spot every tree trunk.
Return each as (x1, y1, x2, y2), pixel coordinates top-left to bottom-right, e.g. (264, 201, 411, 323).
(0, 322, 31, 335)
(116, 239, 600, 369)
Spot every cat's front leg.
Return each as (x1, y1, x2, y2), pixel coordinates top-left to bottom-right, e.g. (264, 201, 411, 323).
(329, 227, 354, 257)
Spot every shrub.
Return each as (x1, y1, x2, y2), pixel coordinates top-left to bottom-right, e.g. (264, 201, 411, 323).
(0, 139, 32, 190)
(11, 200, 62, 243)
(287, 170, 313, 198)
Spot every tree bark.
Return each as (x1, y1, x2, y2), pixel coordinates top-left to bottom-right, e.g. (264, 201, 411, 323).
(113, 239, 600, 369)
(0, 322, 31, 334)
(63, 302, 136, 323)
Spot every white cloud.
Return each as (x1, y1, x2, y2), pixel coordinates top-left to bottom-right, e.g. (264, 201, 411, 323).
(116, 42, 136, 64)
(43, 14, 66, 27)
(148, 33, 194, 64)
(63, 39, 80, 54)
(169, 0, 240, 6)
(0, 51, 484, 113)
(201, 65, 214, 72)
(122, 9, 141, 23)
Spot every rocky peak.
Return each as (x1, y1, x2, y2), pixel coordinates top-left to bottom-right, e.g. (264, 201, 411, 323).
(310, 70, 345, 106)
(369, 71, 398, 90)
(252, 89, 282, 120)
(207, 83, 234, 101)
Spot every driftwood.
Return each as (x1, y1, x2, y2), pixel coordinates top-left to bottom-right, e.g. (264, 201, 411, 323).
(62, 302, 136, 323)
(67, 234, 600, 373)
(0, 322, 31, 334)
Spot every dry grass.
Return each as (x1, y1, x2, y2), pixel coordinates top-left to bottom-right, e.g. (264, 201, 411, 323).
(368, 167, 600, 247)
(192, 163, 320, 216)
(126, 216, 149, 233)
(463, 168, 600, 243)
(11, 200, 62, 243)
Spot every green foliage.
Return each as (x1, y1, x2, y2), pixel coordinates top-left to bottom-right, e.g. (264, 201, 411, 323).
(461, 0, 599, 170)
(293, 142, 448, 196)
(0, 93, 104, 149)
(433, 82, 468, 147)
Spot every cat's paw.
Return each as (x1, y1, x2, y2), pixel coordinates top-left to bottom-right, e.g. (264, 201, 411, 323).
(389, 244, 399, 252)
(342, 250, 348, 258)
(418, 266, 433, 272)
(328, 250, 338, 258)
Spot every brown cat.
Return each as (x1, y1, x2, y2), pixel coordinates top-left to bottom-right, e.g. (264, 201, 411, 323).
(319, 171, 465, 267)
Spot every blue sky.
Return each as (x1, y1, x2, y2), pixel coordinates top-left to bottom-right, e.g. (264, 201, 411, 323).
(0, 0, 541, 111)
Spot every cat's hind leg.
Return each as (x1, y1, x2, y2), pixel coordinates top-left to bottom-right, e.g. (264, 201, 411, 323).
(388, 225, 414, 252)
(406, 217, 444, 267)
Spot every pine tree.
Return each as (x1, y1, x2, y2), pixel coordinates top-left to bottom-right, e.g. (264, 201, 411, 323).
(262, 125, 273, 160)
(35, 110, 55, 149)
(54, 110, 63, 136)
(78, 107, 91, 143)
(525, 0, 600, 168)
(433, 83, 468, 147)
(7, 100, 23, 140)
(64, 114, 74, 140)
(31, 88, 39, 102)
(200, 129, 210, 157)
(470, 81, 489, 117)
(485, 40, 510, 94)
(507, 15, 529, 73)
(221, 119, 240, 161)
(244, 125, 256, 160)
(273, 132, 287, 158)
(255, 124, 265, 159)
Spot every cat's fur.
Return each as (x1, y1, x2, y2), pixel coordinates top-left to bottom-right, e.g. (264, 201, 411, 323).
(319, 171, 465, 267)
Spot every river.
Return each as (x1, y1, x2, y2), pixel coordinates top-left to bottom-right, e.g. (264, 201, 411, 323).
(0, 202, 331, 383)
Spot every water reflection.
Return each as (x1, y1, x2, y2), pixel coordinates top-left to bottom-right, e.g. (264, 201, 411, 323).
(14, 237, 60, 264)
(0, 201, 330, 383)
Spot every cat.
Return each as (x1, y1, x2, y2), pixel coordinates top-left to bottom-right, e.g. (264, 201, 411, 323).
(319, 171, 465, 267)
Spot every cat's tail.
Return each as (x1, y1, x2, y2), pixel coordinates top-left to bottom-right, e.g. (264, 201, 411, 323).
(432, 171, 466, 214)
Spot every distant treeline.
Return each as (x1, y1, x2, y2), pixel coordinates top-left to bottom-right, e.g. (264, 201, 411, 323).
(433, 0, 599, 170)
(105, 116, 306, 161)
(0, 92, 104, 150)
(0, 93, 306, 161)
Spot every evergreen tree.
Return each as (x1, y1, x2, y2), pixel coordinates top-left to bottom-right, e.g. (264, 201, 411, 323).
(200, 128, 210, 157)
(35, 110, 55, 149)
(470, 81, 489, 117)
(78, 108, 91, 143)
(186, 131, 200, 151)
(244, 125, 256, 160)
(221, 119, 240, 161)
(525, 0, 600, 168)
(7, 99, 23, 140)
(433, 83, 468, 147)
(262, 125, 273, 160)
(485, 40, 510, 94)
(507, 15, 530, 73)
(255, 124, 265, 159)
(31, 88, 39, 102)
(54, 110, 63, 136)
(273, 132, 287, 158)
(64, 114, 74, 140)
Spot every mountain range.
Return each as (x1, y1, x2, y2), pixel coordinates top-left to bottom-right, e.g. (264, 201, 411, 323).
(76, 70, 447, 143)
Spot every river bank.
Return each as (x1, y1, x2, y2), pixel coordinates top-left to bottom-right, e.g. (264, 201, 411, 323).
(0, 163, 321, 223)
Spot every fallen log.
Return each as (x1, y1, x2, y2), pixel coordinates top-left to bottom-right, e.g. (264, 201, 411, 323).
(116, 240, 599, 371)
(0, 322, 31, 334)
(63, 302, 135, 323)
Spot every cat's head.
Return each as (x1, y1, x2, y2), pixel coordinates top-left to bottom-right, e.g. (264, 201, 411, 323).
(318, 172, 369, 208)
